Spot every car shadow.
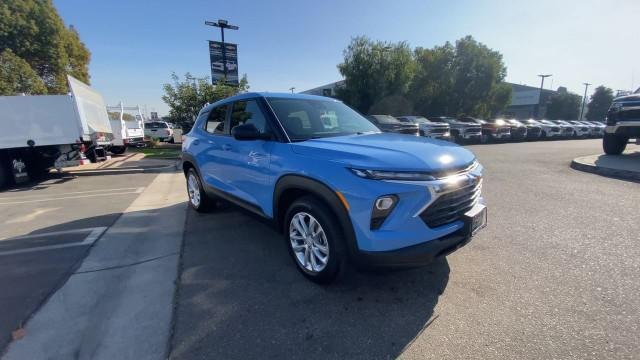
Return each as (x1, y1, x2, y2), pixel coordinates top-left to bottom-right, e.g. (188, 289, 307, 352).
(170, 203, 450, 360)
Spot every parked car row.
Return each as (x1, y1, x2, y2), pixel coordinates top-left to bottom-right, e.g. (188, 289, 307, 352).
(365, 114, 606, 143)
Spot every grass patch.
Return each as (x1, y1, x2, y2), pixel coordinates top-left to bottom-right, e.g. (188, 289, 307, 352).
(129, 147, 181, 159)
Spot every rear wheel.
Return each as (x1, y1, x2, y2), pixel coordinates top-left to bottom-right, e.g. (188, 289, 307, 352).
(603, 133, 628, 155)
(285, 196, 346, 284)
(186, 168, 215, 212)
(110, 146, 127, 155)
(0, 160, 7, 189)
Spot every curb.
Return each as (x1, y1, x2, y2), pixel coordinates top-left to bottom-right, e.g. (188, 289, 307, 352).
(64, 161, 180, 176)
(570, 158, 640, 181)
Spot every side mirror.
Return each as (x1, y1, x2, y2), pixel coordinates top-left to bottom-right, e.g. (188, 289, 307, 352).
(232, 124, 267, 141)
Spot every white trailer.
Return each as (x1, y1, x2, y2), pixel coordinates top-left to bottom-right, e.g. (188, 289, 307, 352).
(106, 103, 145, 154)
(0, 75, 113, 187)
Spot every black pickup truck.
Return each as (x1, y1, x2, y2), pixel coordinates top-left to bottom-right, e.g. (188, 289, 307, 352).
(603, 90, 640, 154)
(365, 115, 419, 135)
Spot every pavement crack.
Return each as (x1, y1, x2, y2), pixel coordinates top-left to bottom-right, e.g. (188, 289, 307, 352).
(72, 252, 180, 275)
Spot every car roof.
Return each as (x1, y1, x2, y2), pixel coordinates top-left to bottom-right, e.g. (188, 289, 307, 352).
(202, 92, 341, 112)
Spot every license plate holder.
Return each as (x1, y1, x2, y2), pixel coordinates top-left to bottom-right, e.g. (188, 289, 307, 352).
(462, 204, 487, 236)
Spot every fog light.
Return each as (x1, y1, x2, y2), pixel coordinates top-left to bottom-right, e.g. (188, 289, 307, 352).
(371, 195, 398, 230)
(375, 196, 395, 210)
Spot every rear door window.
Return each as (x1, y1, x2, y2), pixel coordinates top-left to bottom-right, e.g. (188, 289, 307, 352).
(204, 105, 229, 135)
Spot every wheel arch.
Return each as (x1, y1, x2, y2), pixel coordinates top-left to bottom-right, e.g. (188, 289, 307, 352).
(273, 174, 358, 257)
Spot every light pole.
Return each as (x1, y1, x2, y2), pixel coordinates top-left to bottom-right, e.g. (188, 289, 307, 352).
(289, 87, 295, 94)
(205, 19, 239, 83)
(535, 74, 552, 119)
(579, 82, 591, 121)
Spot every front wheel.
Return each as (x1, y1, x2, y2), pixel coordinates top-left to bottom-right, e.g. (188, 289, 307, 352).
(285, 196, 346, 284)
(186, 168, 216, 212)
(603, 133, 628, 155)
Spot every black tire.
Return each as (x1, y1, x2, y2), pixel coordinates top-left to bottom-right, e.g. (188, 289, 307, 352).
(110, 146, 127, 155)
(186, 168, 216, 212)
(603, 133, 628, 155)
(0, 161, 7, 189)
(284, 196, 347, 284)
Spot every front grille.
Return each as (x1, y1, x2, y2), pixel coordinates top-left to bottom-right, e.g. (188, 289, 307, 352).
(528, 127, 541, 135)
(619, 109, 640, 121)
(419, 178, 482, 228)
(551, 126, 560, 131)
(464, 127, 481, 134)
(497, 127, 510, 134)
(429, 127, 448, 134)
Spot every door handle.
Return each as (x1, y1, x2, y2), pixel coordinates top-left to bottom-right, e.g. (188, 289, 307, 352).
(222, 144, 232, 151)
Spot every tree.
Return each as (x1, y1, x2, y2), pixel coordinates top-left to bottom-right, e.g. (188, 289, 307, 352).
(162, 73, 249, 131)
(0, 0, 91, 93)
(0, 49, 47, 95)
(336, 36, 415, 114)
(545, 88, 581, 120)
(586, 86, 614, 121)
(410, 36, 511, 118)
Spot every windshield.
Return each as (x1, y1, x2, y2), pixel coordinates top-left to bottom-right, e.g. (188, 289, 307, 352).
(146, 122, 168, 129)
(488, 119, 508, 125)
(267, 98, 380, 141)
(431, 117, 457, 123)
(411, 117, 430, 124)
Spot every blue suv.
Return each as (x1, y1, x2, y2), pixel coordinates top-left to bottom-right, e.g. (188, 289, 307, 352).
(182, 93, 486, 283)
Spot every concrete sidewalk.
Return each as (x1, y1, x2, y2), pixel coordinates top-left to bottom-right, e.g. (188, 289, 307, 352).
(62, 153, 178, 175)
(3, 172, 187, 360)
(571, 144, 640, 181)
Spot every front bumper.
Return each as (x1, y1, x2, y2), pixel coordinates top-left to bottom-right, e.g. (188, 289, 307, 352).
(461, 132, 482, 140)
(354, 228, 472, 267)
(605, 121, 640, 137)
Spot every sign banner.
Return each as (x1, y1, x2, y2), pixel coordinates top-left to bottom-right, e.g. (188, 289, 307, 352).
(209, 41, 238, 85)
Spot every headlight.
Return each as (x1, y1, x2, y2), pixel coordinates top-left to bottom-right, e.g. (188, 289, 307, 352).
(443, 131, 450, 137)
(349, 168, 436, 181)
(610, 102, 623, 111)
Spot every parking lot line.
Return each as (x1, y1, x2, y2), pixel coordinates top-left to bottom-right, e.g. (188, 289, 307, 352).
(0, 187, 145, 205)
(0, 227, 107, 256)
(0, 187, 144, 201)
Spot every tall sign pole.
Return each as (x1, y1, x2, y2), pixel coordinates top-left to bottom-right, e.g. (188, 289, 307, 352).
(535, 74, 552, 119)
(205, 19, 239, 85)
(579, 82, 591, 121)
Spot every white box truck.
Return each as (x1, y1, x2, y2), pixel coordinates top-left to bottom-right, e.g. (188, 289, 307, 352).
(0, 75, 113, 187)
(107, 103, 145, 154)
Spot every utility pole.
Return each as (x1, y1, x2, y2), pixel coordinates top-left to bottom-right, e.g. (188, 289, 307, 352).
(289, 87, 295, 94)
(205, 19, 239, 83)
(579, 82, 591, 121)
(535, 74, 552, 119)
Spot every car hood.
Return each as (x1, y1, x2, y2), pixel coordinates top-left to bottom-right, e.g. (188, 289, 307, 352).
(425, 121, 449, 127)
(290, 132, 475, 172)
(614, 94, 640, 102)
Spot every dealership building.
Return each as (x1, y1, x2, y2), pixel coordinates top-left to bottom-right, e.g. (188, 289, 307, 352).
(302, 80, 562, 119)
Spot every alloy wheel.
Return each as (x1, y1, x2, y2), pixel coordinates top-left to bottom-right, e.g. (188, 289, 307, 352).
(289, 212, 330, 273)
(187, 172, 201, 207)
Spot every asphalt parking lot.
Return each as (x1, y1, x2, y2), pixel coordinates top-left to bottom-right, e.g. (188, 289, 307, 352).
(0, 172, 158, 351)
(170, 139, 640, 359)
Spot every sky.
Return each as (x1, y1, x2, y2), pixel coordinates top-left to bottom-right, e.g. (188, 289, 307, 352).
(54, 0, 640, 116)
